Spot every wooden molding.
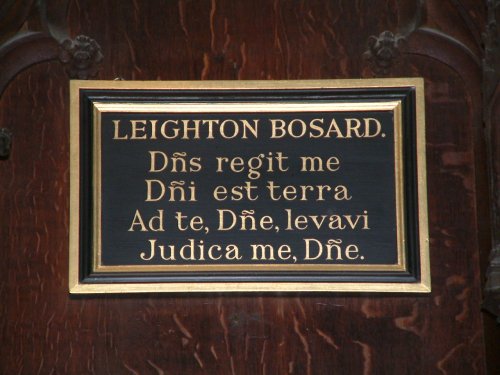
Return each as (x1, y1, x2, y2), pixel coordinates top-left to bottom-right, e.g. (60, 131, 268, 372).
(483, 0, 500, 319)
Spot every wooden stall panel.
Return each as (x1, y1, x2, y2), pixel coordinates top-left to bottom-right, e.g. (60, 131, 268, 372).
(0, 0, 491, 374)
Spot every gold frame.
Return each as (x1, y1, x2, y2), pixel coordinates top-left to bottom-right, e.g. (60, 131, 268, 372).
(69, 78, 430, 293)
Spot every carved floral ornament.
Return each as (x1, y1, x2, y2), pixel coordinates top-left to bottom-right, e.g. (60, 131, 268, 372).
(59, 35, 103, 79)
(363, 31, 406, 75)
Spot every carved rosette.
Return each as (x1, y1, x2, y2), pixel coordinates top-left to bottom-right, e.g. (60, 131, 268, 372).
(59, 35, 103, 79)
(363, 31, 406, 75)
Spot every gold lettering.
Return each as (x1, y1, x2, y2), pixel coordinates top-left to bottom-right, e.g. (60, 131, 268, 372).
(363, 118, 382, 137)
(130, 120, 148, 139)
(160, 120, 180, 139)
(344, 118, 363, 138)
(325, 118, 344, 138)
(112, 120, 128, 140)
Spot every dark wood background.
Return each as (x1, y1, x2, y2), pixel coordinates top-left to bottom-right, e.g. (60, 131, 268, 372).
(1, 1, 498, 374)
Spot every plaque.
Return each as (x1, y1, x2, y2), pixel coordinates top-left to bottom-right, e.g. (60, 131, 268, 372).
(69, 79, 430, 293)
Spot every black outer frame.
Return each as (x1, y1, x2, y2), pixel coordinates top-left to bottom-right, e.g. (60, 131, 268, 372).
(76, 85, 422, 287)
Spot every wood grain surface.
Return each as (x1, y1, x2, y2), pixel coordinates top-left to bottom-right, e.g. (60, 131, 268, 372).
(0, 1, 493, 374)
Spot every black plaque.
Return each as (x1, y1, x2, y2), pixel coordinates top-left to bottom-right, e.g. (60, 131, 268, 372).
(69, 79, 430, 293)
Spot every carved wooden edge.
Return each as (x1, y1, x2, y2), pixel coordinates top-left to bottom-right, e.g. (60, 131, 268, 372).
(0, 32, 60, 96)
(483, 0, 500, 320)
(362, 0, 499, 319)
(0, 0, 103, 160)
(362, 0, 425, 75)
(362, 0, 483, 76)
(0, 0, 103, 98)
(484, 245, 500, 321)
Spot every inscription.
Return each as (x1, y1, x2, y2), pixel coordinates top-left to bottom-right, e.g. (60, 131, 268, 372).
(100, 111, 398, 268)
(111, 116, 384, 140)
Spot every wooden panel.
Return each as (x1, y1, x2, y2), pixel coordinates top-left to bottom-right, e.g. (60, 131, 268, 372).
(0, 0, 492, 374)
